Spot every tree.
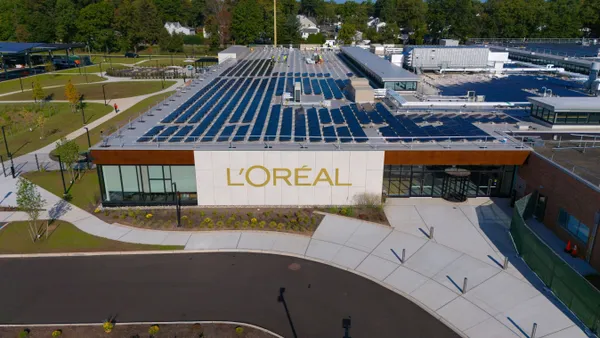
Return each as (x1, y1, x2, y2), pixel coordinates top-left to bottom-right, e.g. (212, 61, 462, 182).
(37, 114, 47, 140)
(380, 22, 400, 43)
(206, 0, 232, 47)
(32, 79, 45, 104)
(232, 0, 264, 44)
(55, 137, 80, 183)
(76, 2, 115, 51)
(168, 33, 185, 53)
(65, 80, 79, 113)
(55, 0, 78, 43)
(44, 61, 55, 73)
(338, 23, 356, 44)
(134, 0, 164, 45)
(16, 178, 46, 242)
(115, 0, 140, 52)
(306, 32, 326, 44)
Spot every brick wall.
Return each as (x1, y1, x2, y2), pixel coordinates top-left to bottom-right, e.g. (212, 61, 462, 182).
(518, 152, 600, 269)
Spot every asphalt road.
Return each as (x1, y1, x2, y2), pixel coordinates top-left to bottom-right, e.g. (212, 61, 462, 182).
(0, 253, 459, 338)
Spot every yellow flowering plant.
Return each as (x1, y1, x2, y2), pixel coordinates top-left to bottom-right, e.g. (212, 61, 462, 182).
(103, 321, 114, 333)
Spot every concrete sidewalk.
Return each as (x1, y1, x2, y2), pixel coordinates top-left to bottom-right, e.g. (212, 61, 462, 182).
(0, 174, 590, 338)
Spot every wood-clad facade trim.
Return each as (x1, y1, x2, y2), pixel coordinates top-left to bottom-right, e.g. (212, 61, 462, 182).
(384, 150, 530, 165)
(90, 150, 195, 165)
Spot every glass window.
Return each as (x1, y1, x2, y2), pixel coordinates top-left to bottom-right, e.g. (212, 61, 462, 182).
(102, 165, 122, 202)
(148, 165, 164, 179)
(171, 166, 197, 192)
(121, 166, 139, 193)
(558, 208, 590, 243)
(150, 180, 166, 193)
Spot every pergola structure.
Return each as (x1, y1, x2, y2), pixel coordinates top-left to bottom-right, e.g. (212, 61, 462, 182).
(0, 42, 86, 80)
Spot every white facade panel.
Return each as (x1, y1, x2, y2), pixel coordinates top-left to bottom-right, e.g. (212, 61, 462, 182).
(193, 151, 385, 206)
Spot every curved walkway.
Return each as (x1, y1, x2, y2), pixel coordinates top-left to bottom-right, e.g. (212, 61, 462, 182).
(0, 252, 460, 338)
(0, 179, 589, 338)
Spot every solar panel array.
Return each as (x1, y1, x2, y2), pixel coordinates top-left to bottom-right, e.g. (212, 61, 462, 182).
(136, 55, 514, 144)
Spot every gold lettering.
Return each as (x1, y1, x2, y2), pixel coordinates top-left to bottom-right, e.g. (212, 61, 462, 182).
(294, 165, 311, 186)
(312, 168, 334, 186)
(245, 165, 270, 187)
(273, 168, 292, 186)
(226, 168, 244, 186)
(334, 168, 352, 186)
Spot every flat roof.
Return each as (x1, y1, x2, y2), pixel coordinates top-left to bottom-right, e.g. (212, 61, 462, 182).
(218, 45, 249, 55)
(91, 47, 532, 152)
(341, 46, 419, 83)
(527, 96, 600, 112)
(0, 42, 85, 55)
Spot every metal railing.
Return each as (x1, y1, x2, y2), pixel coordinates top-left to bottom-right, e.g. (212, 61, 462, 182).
(97, 132, 532, 151)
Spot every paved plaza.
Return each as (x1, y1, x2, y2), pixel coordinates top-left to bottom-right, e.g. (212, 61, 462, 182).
(0, 173, 590, 337)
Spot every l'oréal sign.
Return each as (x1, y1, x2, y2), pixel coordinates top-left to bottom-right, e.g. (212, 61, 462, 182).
(226, 165, 351, 187)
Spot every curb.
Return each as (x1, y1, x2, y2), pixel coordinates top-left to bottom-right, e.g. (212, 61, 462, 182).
(0, 248, 468, 338)
(0, 320, 284, 338)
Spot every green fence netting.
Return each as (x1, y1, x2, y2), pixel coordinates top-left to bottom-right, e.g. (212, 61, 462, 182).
(510, 193, 600, 334)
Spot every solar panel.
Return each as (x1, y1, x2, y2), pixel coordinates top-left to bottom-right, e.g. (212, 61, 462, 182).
(153, 125, 179, 142)
(169, 125, 194, 142)
(217, 125, 236, 142)
(294, 109, 307, 142)
(264, 104, 281, 142)
(322, 125, 337, 143)
(318, 108, 332, 124)
(248, 77, 277, 141)
(232, 124, 250, 142)
(137, 126, 165, 142)
(330, 108, 345, 124)
(279, 107, 293, 141)
(307, 108, 322, 142)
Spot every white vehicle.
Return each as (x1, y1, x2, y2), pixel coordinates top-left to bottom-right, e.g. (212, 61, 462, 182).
(306, 58, 315, 65)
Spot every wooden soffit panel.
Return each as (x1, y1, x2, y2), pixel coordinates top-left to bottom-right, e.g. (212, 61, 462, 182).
(384, 150, 531, 165)
(90, 150, 194, 165)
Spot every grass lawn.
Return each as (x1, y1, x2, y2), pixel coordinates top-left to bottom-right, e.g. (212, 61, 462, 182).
(0, 221, 182, 253)
(23, 170, 100, 211)
(0, 81, 175, 101)
(0, 74, 106, 95)
(0, 102, 112, 158)
(58, 64, 129, 74)
(71, 91, 175, 151)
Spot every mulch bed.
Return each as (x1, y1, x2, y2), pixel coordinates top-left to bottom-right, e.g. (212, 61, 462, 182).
(319, 206, 389, 225)
(0, 323, 276, 338)
(95, 205, 389, 234)
(96, 207, 324, 234)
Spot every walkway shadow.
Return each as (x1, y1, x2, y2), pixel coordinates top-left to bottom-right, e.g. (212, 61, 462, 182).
(473, 198, 587, 332)
(446, 275, 463, 293)
(48, 199, 72, 220)
(278, 287, 298, 338)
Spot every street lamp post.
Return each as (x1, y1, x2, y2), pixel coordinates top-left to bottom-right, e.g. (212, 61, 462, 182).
(1, 126, 14, 178)
(172, 182, 181, 227)
(19, 77, 23, 92)
(57, 155, 67, 195)
(84, 127, 91, 148)
(102, 84, 107, 106)
(79, 95, 86, 125)
(342, 317, 352, 338)
(99, 62, 103, 77)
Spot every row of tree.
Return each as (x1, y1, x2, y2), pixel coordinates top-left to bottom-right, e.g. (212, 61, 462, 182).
(1, 0, 599, 49)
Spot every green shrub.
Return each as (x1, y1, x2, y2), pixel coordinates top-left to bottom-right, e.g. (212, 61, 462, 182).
(148, 324, 160, 335)
(353, 192, 383, 209)
(277, 223, 285, 230)
(199, 211, 205, 217)
(259, 221, 266, 229)
(19, 329, 29, 338)
(242, 220, 249, 228)
(216, 220, 224, 228)
(235, 326, 244, 335)
(269, 221, 277, 229)
(234, 221, 241, 229)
